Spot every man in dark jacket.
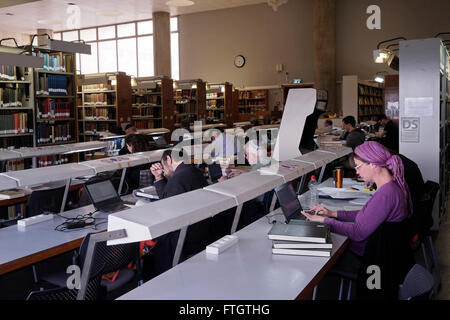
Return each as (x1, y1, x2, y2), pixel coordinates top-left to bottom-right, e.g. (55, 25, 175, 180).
(149, 148, 210, 276)
(341, 116, 366, 150)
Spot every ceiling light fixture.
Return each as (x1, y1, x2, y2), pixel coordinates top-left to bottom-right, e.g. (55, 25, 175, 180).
(166, 0, 194, 7)
(373, 71, 388, 84)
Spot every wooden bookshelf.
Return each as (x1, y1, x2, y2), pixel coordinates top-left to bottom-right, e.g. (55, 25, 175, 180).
(33, 47, 77, 147)
(0, 45, 36, 170)
(205, 82, 234, 126)
(173, 79, 206, 127)
(237, 88, 269, 122)
(131, 76, 175, 132)
(342, 75, 384, 123)
(76, 72, 132, 141)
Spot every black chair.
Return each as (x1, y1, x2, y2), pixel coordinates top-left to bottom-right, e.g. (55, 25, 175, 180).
(398, 264, 434, 300)
(25, 185, 66, 217)
(36, 232, 143, 300)
(413, 180, 441, 294)
(329, 220, 415, 300)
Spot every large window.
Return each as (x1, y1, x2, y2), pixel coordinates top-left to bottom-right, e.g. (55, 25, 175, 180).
(56, 17, 179, 79)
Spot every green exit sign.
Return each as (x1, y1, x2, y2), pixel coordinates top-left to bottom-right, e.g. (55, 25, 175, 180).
(292, 79, 302, 84)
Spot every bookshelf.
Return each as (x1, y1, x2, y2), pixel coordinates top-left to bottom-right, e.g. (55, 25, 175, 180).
(173, 79, 206, 127)
(0, 45, 36, 170)
(205, 82, 234, 126)
(237, 88, 269, 121)
(342, 75, 384, 123)
(33, 47, 77, 147)
(131, 76, 175, 132)
(77, 72, 132, 141)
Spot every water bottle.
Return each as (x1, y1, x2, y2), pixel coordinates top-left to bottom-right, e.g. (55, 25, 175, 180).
(308, 175, 319, 208)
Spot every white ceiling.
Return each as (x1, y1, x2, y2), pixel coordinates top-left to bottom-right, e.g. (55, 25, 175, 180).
(0, 0, 268, 33)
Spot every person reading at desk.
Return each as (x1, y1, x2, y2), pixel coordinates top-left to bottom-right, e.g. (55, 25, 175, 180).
(369, 114, 399, 152)
(301, 141, 412, 279)
(340, 116, 366, 150)
(324, 119, 333, 129)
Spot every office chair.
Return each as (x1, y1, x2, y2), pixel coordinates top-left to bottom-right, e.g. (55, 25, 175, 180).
(25, 185, 66, 217)
(327, 221, 414, 300)
(37, 232, 143, 300)
(398, 264, 434, 300)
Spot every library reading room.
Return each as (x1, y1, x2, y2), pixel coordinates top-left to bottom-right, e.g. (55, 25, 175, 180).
(0, 0, 449, 309)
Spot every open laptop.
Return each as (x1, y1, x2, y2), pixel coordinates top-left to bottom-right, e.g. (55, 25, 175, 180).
(153, 135, 168, 148)
(274, 182, 310, 223)
(84, 179, 130, 213)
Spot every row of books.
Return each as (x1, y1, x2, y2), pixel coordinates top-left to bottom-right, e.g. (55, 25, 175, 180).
(174, 89, 197, 100)
(35, 50, 73, 73)
(37, 99, 71, 119)
(358, 96, 383, 106)
(83, 93, 115, 105)
(132, 108, 160, 117)
(0, 113, 29, 135)
(37, 155, 69, 167)
(133, 94, 161, 105)
(0, 64, 17, 81)
(207, 110, 225, 119)
(82, 83, 113, 91)
(36, 123, 72, 144)
(358, 85, 382, 97)
(134, 120, 160, 129)
(37, 74, 68, 96)
(4, 159, 25, 171)
(238, 90, 266, 100)
(84, 123, 109, 134)
(6, 204, 25, 219)
(358, 106, 384, 116)
(268, 220, 332, 257)
(206, 92, 223, 99)
(84, 108, 111, 120)
(0, 87, 25, 108)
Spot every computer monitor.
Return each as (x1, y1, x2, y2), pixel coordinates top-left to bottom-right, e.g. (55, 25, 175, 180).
(153, 135, 167, 147)
(299, 89, 328, 154)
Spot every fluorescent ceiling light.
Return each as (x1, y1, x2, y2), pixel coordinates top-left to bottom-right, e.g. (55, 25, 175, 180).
(373, 48, 391, 64)
(374, 75, 384, 83)
(37, 19, 62, 25)
(0, 52, 44, 68)
(166, 0, 194, 7)
(99, 10, 122, 17)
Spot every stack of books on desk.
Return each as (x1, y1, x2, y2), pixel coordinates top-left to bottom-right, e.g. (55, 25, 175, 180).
(268, 220, 332, 257)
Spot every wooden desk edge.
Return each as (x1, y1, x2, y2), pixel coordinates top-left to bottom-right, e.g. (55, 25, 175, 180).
(0, 238, 83, 276)
(295, 238, 350, 300)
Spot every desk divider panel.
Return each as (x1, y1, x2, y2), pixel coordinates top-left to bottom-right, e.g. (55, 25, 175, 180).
(204, 171, 284, 205)
(63, 141, 107, 154)
(0, 150, 23, 162)
(0, 175, 19, 190)
(290, 150, 335, 168)
(259, 159, 316, 183)
(107, 189, 237, 245)
(1, 163, 96, 187)
(80, 154, 149, 174)
(317, 146, 353, 159)
(136, 149, 166, 163)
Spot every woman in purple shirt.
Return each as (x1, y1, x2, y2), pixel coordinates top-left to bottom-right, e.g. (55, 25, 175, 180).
(301, 141, 413, 260)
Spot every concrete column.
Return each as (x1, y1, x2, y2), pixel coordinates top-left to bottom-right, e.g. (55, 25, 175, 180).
(36, 29, 53, 46)
(313, 0, 336, 114)
(152, 11, 171, 77)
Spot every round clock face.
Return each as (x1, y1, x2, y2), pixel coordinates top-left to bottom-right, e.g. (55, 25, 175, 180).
(234, 55, 245, 68)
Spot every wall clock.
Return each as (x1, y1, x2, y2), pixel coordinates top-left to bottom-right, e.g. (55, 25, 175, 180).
(234, 55, 246, 68)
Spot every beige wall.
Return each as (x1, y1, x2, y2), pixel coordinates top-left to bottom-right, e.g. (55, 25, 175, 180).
(0, 31, 30, 46)
(336, 0, 450, 80)
(179, 0, 314, 88)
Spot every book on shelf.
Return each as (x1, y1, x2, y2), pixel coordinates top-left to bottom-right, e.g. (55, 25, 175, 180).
(267, 221, 330, 243)
(7, 203, 25, 219)
(37, 99, 71, 119)
(82, 83, 113, 91)
(0, 64, 17, 81)
(35, 50, 66, 72)
(0, 189, 26, 200)
(0, 113, 29, 134)
(38, 155, 69, 167)
(0, 87, 25, 108)
(5, 158, 25, 171)
(37, 123, 71, 144)
(37, 74, 68, 96)
(271, 247, 331, 257)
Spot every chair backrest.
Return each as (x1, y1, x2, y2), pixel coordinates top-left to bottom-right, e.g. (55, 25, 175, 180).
(398, 264, 434, 300)
(26, 185, 66, 217)
(357, 220, 415, 300)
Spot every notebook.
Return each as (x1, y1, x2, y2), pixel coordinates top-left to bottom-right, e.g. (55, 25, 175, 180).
(268, 220, 330, 243)
(271, 248, 331, 257)
(136, 185, 159, 200)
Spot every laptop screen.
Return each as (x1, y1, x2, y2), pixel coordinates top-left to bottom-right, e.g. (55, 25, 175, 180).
(153, 135, 167, 146)
(208, 163, 222, 182)
(275, 182, 303, 222)
(85, 180, 119, 205)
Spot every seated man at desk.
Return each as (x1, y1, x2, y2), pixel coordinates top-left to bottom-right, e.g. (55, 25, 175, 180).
(340, 116, 366, 150)
(148, 148, 210, 276)
(369, 114, 399, 152)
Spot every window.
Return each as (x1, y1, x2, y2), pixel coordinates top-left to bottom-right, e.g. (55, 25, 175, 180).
(57, 18, 179, 78)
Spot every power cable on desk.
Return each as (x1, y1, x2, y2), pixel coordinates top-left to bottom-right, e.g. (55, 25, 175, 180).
(54, 209, 107, 232)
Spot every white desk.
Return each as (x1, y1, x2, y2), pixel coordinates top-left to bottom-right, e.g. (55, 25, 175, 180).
(0, 205, 105, 275)
(0, 174, 18, 190)
(118, 214, 348, 300)
(258, 159, 316, 183)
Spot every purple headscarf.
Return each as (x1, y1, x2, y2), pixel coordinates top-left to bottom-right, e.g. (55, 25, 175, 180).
(354, 141, 413, 217)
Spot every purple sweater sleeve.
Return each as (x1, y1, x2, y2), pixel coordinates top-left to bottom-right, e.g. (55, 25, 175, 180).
(324, 184, 400, 242)
(336, 210, 359, 222)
